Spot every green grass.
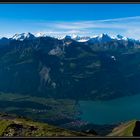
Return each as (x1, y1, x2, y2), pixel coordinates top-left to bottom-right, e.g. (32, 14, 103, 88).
(0, 115, 88, 137)
(0, 120, 13, 136)
(107, 120, 136, 136)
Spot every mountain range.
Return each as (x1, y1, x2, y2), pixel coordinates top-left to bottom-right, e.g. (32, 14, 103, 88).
(0, 32, 140, 100)
(2, 32, 140, 43)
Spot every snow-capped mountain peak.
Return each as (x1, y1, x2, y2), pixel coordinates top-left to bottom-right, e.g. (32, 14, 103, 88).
(88, 33, 112, 43)
(99, 33, 108, 38)
(9, 32, 140, 44)
(98, 33, 112, 41)
(115, 34, 128, 40)
(71, 34, 79, 39)
(35, 32, 45, 37)
(35, 32, 49, 38)
(12, 32, 35, 41)
(60, 34, 90, 42)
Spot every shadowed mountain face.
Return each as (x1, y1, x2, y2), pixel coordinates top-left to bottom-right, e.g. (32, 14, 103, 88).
(0, 35, 140, 100)
(133, 121, 140, 136)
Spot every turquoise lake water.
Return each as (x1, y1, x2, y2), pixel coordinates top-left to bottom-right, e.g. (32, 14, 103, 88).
(79, 94, 140, 125)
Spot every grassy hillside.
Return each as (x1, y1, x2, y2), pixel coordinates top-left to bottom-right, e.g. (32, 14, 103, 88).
(0, 113, 96, 137)
(1, 112, 140, 137)
(107, 120, 137, 136)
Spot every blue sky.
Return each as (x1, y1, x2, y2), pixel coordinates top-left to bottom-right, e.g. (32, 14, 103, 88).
(1, 4, 140, 39)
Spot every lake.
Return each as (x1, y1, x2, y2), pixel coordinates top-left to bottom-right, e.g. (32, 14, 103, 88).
(79, 94, 140, 125)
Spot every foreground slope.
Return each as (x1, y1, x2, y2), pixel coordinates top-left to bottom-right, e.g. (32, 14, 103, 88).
(0, 113, 96, 137)
(107, 120, 140, 136)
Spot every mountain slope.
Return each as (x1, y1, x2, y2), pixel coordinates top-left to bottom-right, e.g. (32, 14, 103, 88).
(107, 120, 139, 136)
(0, 113, 96, 137)
(0, 33, 140, 100)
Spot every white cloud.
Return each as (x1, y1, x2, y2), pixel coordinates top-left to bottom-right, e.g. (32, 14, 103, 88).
(2, 16, 140, 39)
(31, 16, 140, 39)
